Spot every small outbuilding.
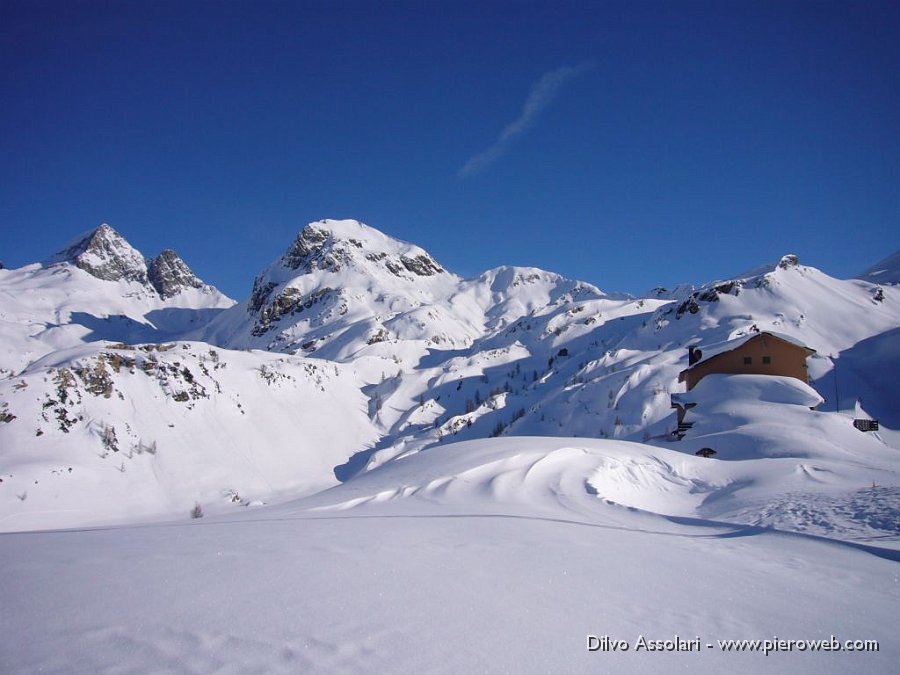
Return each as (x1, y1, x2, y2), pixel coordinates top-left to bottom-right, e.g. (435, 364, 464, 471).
(678, 332, 815, 392)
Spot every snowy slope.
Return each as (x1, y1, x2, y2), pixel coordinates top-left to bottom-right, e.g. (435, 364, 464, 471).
(0, 341, 378, 531)
(341, 252, 900, 479)
(647, 255, 900, 420)
(2, 436, 898, 675)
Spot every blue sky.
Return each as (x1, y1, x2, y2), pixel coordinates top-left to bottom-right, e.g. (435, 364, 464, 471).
(2, 0, 898, 299)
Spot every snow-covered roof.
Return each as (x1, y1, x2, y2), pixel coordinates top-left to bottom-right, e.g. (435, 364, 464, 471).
(672, 373, 824, 408)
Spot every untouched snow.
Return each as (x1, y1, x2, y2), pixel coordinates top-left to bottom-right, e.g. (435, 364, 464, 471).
(1, 437, 897, 674)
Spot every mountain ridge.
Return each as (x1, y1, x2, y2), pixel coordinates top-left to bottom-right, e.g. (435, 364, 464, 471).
(0, 223, 234, 375)
(46, 222, 225, 301)
(857, 250, 900, 285)
(1, 218, 898, 532)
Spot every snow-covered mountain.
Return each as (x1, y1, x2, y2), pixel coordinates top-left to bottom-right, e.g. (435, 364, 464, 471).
(857, 249, 900, 285)
(48, 223, 153, 286)
(3, 219, 899, 674)
(0, 223, 234, 375)
(201, 219, 479, 357)
(199, 218, 612, 362)
(1, 219, 899, 535)
(0, 341, 377, 530)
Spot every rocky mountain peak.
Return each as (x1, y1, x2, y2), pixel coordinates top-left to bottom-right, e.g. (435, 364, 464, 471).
(777, 254, 800, 270)
(47, 223, 149, 284)
(147, 249, 206, 298)
(247, 219, 449, 321)
(44, 224, 229, 304)
(280, 219, 445, 278)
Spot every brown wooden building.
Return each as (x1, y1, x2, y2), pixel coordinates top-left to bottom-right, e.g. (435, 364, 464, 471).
(678, 332, 815, 391)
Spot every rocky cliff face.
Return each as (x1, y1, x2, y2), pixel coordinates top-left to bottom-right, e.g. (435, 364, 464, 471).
(47, 223, 224, 302)
(229, 219, 461, 351)
(278, 221, 445, 278)
(49, 223, 150, 285)
(147, 249, 206, 298)
(247, 220, 447, 318)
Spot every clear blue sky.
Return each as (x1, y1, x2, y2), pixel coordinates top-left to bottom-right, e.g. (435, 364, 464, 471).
(3, 0, 898, 299)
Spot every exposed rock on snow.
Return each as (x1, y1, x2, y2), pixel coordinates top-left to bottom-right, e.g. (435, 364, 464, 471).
(778, 253, 800, 269)
(0, 225, 234, 374)
(278, 220, 446, 278)
(46, 223, 225, 301)
(0, 342, 377, 531)
(236, 219, 457, 348)
(48, 223, 150, 285)
(147, 249, 206, 298)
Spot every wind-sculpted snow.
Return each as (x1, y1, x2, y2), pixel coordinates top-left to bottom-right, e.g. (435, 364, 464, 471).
(3, 460, 898, 674)
(296, 436, 900, 548)
(7, 436, 895, 674)
(303, 437, 725, 519)
(7, 435, 896, 672)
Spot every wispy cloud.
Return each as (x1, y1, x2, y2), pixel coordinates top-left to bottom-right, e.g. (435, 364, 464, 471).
(459, 61, 596, 178)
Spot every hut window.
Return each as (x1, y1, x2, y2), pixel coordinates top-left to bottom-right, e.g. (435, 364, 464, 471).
(743, 356, 752, 365)
(762, 356, 771, 364)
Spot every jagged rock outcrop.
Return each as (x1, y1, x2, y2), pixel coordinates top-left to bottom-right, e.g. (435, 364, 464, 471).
(778, 254, 800, 270)
(49, 223, 149, 285)
(251, 287, 337, 336)
(241, 220, 453, 346)
(278, 221, 445, 278)
(44, 223, 227, 303)
(147, 249, 205, 298)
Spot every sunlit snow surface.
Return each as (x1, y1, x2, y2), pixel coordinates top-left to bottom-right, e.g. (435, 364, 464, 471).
(2, 436, 899, 675)
(2, 224, 899, 673)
